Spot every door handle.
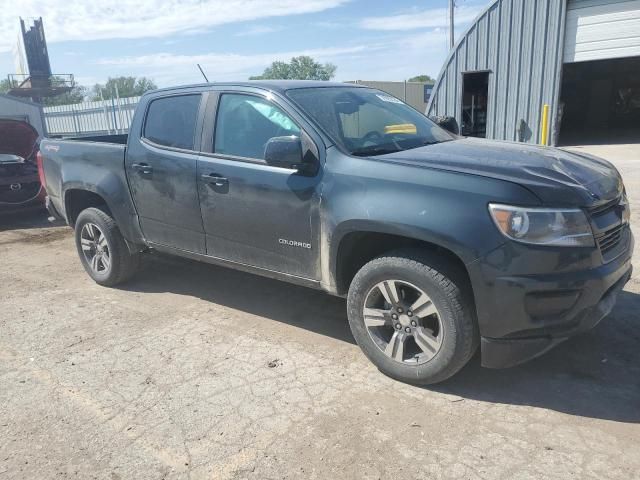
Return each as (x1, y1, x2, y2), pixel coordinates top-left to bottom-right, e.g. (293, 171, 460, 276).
(132, 163, 153, 175)
(201, 174, 228, 187)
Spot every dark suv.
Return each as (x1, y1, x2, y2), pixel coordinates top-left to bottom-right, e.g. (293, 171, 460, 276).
(40, 81, 633, 384)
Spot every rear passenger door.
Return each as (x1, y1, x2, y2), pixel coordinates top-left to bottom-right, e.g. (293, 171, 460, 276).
(126, 93, 206, 253)
(197, 90, 322, 279)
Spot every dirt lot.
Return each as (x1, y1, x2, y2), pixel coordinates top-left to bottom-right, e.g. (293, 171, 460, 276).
(1, 145, 639, 480)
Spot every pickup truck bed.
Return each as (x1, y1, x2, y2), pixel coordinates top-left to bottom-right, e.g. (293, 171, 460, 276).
(42, 137, 143, 245)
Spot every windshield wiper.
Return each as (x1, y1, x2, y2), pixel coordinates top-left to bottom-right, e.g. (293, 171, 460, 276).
(351, 146, 403, 157)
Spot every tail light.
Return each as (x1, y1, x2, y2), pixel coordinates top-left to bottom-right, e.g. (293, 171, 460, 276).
(36, 150, 47, 188)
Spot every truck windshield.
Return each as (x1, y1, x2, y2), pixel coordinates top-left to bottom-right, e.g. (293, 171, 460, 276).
(287, 87, 453, 156)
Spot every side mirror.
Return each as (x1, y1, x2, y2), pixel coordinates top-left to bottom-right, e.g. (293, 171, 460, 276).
(264, 136, 304, 170)
(429, 115, 459, 135)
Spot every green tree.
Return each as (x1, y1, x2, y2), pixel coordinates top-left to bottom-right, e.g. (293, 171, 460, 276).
(408, 74, 436, 83)
(1, 77, 86, 105)
(0, 78, 11, 94)
(42, 85, 88, 106)
(250, 56, 336, 81)
(38, 76, 88, 106)
(91, 76, 157, 100)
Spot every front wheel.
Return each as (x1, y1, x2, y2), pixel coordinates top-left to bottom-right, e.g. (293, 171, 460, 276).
(347, 250, 478, 385)
(74, 207, 141, 286)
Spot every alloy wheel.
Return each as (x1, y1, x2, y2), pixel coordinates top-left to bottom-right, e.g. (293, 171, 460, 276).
(80, 223, 111, 274)
(363, 279, 444, 364)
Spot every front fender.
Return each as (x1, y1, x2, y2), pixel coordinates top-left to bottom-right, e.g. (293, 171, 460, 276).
(320, 150, 542, 292)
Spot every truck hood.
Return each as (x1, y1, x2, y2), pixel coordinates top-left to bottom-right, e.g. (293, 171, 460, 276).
(379, 137, 623, 207)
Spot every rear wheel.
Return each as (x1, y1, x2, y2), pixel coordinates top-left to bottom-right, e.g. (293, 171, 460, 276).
(74, 207, 141, 286)
(347, 250, 478, 384)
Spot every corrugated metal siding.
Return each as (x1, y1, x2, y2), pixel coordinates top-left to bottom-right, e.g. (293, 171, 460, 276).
(426, 0, 567, 145)
(0, 95, 46, 137)
(565, 0, 640, 63)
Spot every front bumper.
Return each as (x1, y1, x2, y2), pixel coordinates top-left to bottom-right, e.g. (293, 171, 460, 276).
(469, 228, 634, 368)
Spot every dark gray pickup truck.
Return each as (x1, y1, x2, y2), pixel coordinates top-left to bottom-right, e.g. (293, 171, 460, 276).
(40, 81, 633, 384)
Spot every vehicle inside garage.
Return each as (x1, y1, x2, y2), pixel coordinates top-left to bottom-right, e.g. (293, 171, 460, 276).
(559, 56, 640, 145)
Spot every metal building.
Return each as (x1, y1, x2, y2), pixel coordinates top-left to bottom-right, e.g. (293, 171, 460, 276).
(0, 94, 47, 137)
(427, 0, 640, 146)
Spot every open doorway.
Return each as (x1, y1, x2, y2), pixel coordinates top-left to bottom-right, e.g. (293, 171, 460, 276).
(461, 71, 490, 137)
(558, 56, 640, 145)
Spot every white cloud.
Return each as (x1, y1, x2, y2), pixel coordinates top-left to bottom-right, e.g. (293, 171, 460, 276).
(335, 30, 452, 83)
(73, 75, 102, 87)
(0, 0, 349, 53)
(94, 45, 379, 85)
(235, 25, 282, 37)
(90, 28, 457, 87)
(360, 5, 483, 31)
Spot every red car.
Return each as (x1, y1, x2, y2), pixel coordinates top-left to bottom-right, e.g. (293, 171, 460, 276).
(0, 119, 45, 212)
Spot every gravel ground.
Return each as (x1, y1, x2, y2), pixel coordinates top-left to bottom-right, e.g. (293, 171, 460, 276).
(1, 144, 639, 480)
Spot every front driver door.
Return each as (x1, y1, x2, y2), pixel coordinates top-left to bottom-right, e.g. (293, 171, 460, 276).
(197, 91, 322, 279)
(126, 93, 206, 253)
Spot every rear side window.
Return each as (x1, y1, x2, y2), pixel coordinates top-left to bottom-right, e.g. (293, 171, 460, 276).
(214, 94, 300, 160)
(144, 95, 201, 150)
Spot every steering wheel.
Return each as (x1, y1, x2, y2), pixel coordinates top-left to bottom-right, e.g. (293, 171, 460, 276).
(362, 130, 383, 145)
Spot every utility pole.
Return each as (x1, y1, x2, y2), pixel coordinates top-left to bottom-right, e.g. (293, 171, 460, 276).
(449, 0, 455, 48)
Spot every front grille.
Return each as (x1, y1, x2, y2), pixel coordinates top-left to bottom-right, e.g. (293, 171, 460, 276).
(587, 194, 630, 262)
(596, 224, 625, 255)
(588, 197, 619, 216)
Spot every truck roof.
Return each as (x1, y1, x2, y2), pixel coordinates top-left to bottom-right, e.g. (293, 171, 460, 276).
(148, 80, 367, 96)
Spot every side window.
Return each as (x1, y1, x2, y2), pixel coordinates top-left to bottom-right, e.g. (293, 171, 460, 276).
(144, 95, 201, 150)
(214, 94, 300, 160)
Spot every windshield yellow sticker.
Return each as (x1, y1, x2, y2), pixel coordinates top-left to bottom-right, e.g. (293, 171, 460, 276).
(385, 124, 417, 135)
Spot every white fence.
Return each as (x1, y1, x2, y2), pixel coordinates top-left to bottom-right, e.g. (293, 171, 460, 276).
(44, 96, 141, 137)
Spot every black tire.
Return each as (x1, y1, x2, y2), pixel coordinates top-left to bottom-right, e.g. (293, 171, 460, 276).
(74, 207, 141, 286)
(347, 249, 478, 385)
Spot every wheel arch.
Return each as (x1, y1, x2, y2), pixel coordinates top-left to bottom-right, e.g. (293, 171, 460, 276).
(64, 188, 110, 226)
(61, 178, 146, 249)
(330, 221, 474, 298)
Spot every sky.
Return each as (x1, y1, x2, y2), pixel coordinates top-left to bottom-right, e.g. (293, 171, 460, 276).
(0, 0, 488, 89)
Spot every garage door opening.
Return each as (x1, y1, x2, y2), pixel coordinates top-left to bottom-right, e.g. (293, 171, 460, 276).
(558, 56, 640, 145)
(461, 72, 489, 138)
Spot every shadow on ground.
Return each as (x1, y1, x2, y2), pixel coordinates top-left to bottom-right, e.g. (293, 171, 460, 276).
(124, 253, 640, 424)
(434, 288, 640, 424)
(0, 207, 59, 232)
(125, 252, 352, 344)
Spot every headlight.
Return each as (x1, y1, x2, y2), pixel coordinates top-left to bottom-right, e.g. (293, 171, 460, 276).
(621, 192, 631, 225)
(488, 204, 595, 247)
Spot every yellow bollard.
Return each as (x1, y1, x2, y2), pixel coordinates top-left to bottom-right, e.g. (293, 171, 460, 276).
(540, 104, 550, 146)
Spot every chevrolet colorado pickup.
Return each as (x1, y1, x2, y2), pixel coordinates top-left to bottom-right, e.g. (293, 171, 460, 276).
(40, 81, 633, 384)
